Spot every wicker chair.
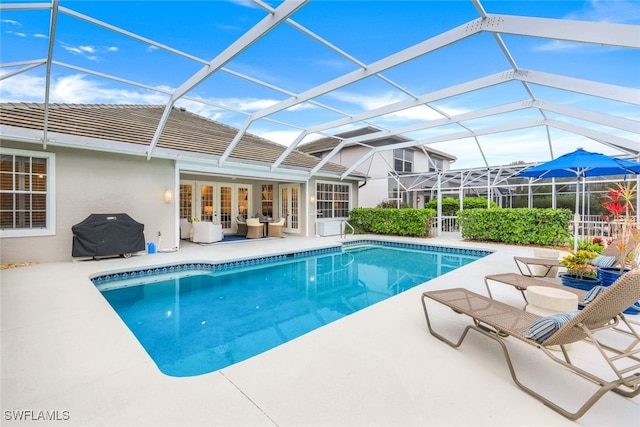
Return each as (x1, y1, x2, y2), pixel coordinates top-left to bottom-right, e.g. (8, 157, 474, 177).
(421, 269, 640, 421)
(236, 216, 247, 236)
(268, 217, 285, 237)
(245, 218, 263, 239)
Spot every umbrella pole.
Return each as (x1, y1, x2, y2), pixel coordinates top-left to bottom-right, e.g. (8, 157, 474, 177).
(574, 177, 580, 251)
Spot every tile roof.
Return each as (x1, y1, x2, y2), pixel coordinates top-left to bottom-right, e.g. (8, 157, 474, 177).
(0, 103, 352, 176)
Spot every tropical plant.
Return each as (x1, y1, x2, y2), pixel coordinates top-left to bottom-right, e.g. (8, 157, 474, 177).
(601, 182, 640, 273)
(560, 249, 598, 279)
(575, 237, 604, 254)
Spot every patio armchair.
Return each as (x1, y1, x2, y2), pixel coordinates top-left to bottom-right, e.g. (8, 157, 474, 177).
(191, 222, 223, 243)
(421, 269, 640, 420)
(268, 217, 285, 237)
(245, 218, 264, 239)
(236, 216, 247, 236)
(180, 218, 192, 240)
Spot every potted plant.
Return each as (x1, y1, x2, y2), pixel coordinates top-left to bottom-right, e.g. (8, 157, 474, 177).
(560, 249, 601, 291)
(598, 183, 640, 286)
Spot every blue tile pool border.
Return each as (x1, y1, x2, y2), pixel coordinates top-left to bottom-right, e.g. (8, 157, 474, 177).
(90, 239, 492, 287)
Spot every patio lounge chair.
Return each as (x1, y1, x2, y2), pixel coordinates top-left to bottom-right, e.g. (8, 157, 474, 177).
(421, 269, 640, 420)
(513, 248, 563, 278)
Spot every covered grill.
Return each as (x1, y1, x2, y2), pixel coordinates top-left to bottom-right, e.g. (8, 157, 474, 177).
(72, 213, 145, 258)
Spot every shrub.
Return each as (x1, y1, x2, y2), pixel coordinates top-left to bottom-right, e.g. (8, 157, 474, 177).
(457, 208, 572, 246)
(349, 208, 437, 237)
(424, 197, 497, 216)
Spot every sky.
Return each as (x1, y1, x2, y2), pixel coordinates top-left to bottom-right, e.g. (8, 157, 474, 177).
(0, 0, 639, 170)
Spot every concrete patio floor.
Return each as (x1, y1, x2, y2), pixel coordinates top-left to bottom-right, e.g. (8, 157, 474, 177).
(1, 234, 638, 426)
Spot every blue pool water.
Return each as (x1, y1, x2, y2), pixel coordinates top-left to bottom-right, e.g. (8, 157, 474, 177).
(94, 241, 488, 377)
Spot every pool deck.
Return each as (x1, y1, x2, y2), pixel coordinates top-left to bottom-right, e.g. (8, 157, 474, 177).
(2, 234, 638, 426)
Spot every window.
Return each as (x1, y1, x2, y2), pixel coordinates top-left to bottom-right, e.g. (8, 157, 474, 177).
(430, 157, 443, 171)
(316, 182, 350, 219)
(0, 148, 55, 237)
(394, 149, 413, 173)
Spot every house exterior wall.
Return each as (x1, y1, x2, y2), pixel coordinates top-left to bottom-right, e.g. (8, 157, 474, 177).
(314, 145, 454, 208)
(1, 141, 176, 264)
(308, 176, 359, 236)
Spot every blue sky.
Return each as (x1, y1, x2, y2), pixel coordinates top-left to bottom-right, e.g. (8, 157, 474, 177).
(1, 0, 639, 169)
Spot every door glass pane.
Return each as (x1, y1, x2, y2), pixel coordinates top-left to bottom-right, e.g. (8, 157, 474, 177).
(200, 185, 214, 222)
(290, 186, 299, 229)
(180, 184, 193, 219)
(261, 184, 273, 217)
(280, 187, 289, 226)
(237, 187, 249, 219)
(220, 186, 232, 228)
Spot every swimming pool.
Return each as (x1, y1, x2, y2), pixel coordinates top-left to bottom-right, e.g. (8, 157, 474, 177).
(93, 240, 489, 377)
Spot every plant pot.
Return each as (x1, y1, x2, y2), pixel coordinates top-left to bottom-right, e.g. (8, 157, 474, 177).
(560, 273, 601, 291)
(597, 266, 631, 287)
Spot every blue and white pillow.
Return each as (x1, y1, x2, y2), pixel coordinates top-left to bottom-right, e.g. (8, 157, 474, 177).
(526, 311, 579, 344)
(583, 285, 607, 304)
(589, 255, 617, 268)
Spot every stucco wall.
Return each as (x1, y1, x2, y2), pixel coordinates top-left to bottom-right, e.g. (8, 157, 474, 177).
(1, 142, 176, 264)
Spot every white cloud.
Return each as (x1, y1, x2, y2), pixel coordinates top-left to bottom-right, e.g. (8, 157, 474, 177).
(566, 0, 640, 24)
(61, 45, 84, 55)
(227, 0, 258, 9)
(5, 31, 26, 37)
(217, 97, 279, 111)
(59, 43, 118, 61)
(532, 40, 587, 53)
(252, 129, 301, 146)
(0, 73, 46, 100)
(0, 72, 169, 104)
(34, 33, 48, 39)
(329, 90, 406, 110)
(1, 19, 20, 26)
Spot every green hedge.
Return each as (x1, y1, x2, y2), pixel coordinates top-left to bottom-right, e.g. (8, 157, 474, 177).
(457, 208, 572, 245)
(425, 197, 497, 216)
(349, 208, 437, 237)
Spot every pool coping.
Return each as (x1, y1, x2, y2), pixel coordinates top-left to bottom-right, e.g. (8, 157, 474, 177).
(90, 238, 493, 287)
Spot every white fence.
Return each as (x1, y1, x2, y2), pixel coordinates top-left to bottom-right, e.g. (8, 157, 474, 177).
(436, 214, 612, 241)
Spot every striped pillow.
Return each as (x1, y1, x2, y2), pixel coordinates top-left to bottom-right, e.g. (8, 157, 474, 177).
(589, 255, 617, 267)
(584, 285, 607, 304)
(526, 311, 579, 344)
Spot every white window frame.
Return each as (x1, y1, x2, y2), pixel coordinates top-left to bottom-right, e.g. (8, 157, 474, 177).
(315, 181, 351, 219)
(0, 148, 56, 238)
(394, 148, 413, 173)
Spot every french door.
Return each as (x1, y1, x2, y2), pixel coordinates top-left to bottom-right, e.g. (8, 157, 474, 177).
(180, 181, 251, 234)
(279, 184, 299, 234)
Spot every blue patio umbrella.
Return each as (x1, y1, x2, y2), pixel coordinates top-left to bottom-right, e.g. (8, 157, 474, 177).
(516, 148, 640, 249)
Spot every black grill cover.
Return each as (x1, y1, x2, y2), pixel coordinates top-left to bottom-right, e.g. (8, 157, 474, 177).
(72, 213, 145, 258)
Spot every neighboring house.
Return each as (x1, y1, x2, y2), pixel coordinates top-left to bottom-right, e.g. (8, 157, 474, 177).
(298, 127, 456, 208)
(0, 103, 362, 263)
